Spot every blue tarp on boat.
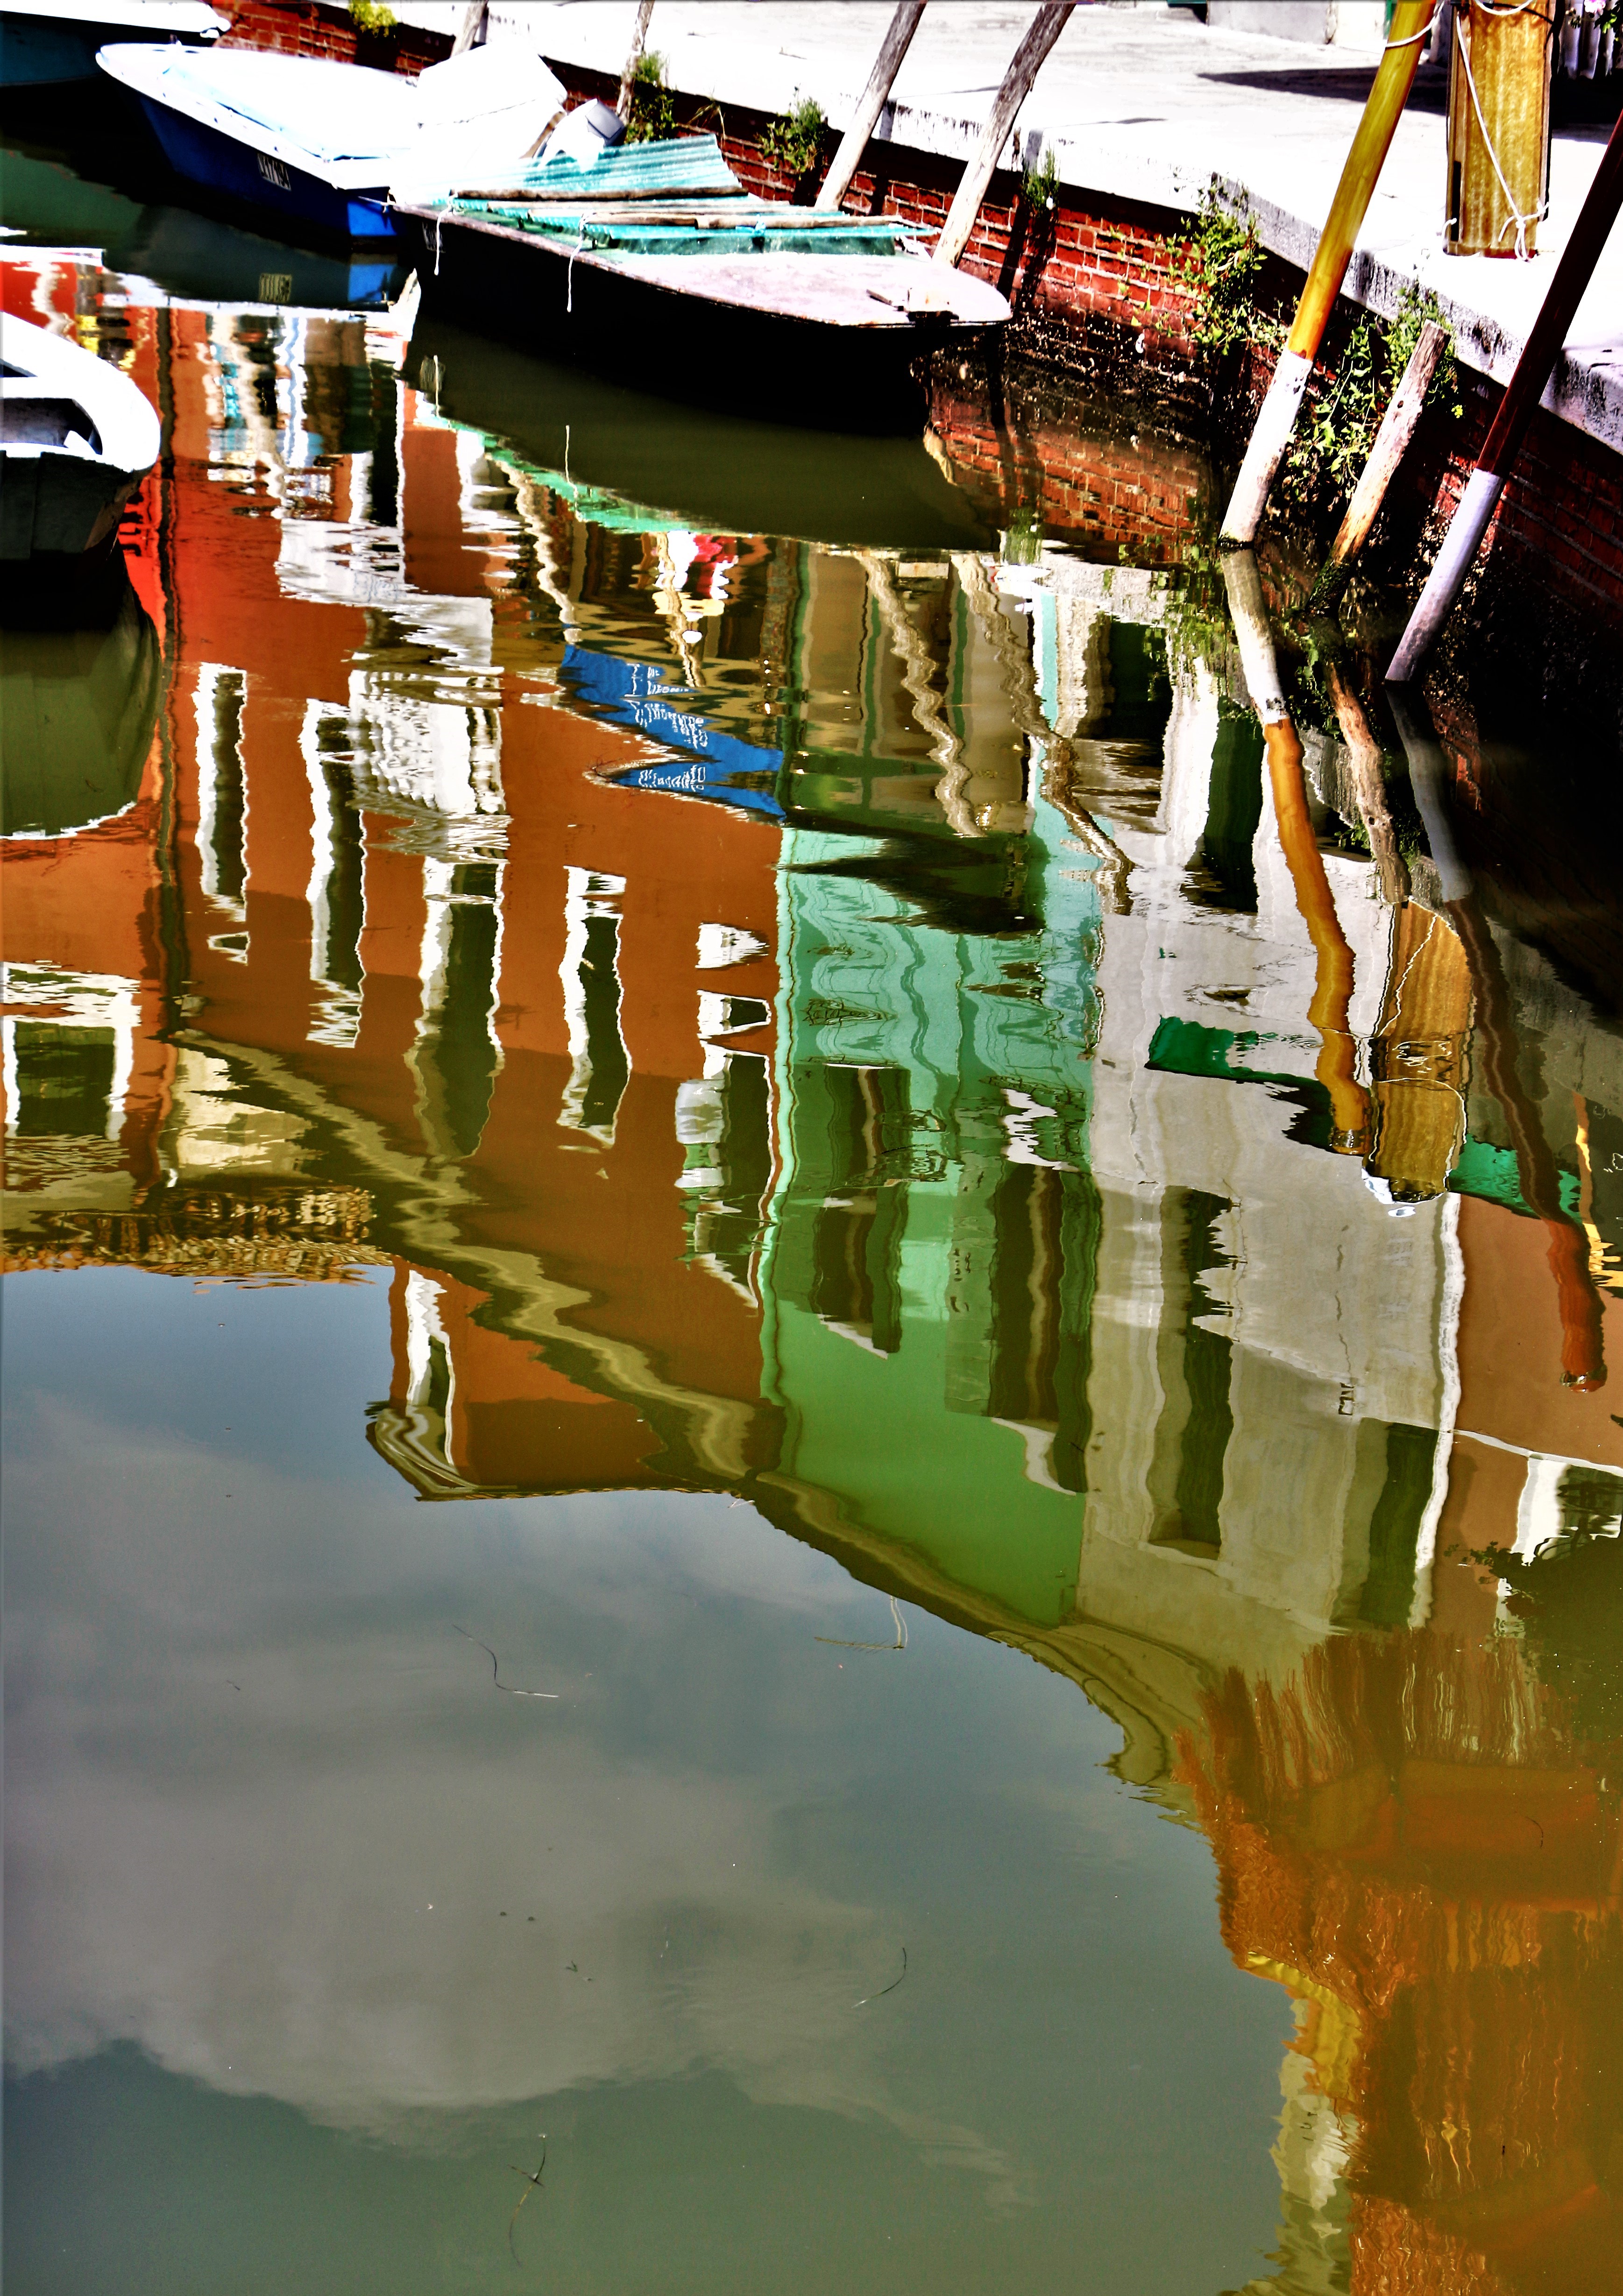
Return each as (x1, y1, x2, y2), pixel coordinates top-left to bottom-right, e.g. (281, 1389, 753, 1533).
(561, 646, 785, 822)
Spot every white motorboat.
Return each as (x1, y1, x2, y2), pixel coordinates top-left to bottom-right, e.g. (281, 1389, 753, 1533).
(96, 37, 567, 244)
(0, 311, 160, 560)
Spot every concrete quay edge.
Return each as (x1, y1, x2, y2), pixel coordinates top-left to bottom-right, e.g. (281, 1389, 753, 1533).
(392, 1, 1623, 462)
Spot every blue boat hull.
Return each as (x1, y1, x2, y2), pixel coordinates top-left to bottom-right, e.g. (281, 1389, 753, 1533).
(135, 93, 398, 244)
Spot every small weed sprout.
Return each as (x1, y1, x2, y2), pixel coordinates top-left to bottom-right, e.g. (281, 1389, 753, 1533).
(1021, 149, 1058, 210)
(760, 96, 826, 184)
(624, 50, 676, 143)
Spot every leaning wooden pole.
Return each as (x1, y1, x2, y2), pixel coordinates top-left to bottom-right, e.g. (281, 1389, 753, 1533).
(1387, 105, 1623, 681)
(616, 0, 657, 119)
(933, 1, 1074, 269)
(1315, 318, 1446, 600)
(1221, 0, 1436, 544)
(816, 0, 928, 213)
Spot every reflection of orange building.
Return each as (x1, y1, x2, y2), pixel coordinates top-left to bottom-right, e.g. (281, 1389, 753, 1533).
(1182, 1601, 1623, 2294)
(3, 259, 781, 1486)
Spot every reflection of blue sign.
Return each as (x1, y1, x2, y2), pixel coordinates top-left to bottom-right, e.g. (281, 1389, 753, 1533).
(562, 646, 785, 822)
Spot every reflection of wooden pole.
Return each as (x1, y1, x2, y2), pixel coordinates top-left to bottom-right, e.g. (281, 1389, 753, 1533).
(1318, 320, 1446, 600)
(1388, 106, 1623, 681)
(933, 2, 1074, 269)
(1388, 686, 1606, 1388)
(617, 0, 657, 119)
(1326, 662, 1408, 906)
(1221, 0, 1435, 544)
(955, 554, 1134, 910)
(1222, 553, 1368, 1151)
(816, 1, 928, 213)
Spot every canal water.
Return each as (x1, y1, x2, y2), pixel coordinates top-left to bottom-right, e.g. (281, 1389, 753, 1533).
(5, 139, 1623, 2296)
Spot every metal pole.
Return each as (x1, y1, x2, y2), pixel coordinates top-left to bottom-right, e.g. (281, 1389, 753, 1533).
(1220, 0, 1437, 544)
(1387, 103, 1623, 681)
(933, 2, 1074, 270)
(816, 0, 928, 213)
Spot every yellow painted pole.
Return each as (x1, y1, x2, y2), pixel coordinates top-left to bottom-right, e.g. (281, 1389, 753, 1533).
(1221, 0, 1437, 543)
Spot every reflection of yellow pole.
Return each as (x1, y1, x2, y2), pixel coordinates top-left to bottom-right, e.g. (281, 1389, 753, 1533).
(1264, 720, 1368, 1151)
(1221, 0, 1436, 543)
(1222, 552, 1368, 1152)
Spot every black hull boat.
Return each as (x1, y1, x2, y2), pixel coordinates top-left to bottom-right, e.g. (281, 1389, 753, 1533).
(393, 135, 1007, 436)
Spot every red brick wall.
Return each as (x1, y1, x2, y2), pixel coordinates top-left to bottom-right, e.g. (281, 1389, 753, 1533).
(220, 0, 450, 72)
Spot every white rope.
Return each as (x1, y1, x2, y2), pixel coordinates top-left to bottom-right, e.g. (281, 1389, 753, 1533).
(567, 234, 588, 313)
(434, 208, 445, 276)
(1382, 3, 1442, 49)
(1454, 5, 1548, 258)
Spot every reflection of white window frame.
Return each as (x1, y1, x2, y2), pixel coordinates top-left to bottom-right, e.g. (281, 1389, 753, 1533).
(193, 662, 248, 924)
(696, 921, 769, 971)
(411, 853, 506, 1078)
(0, 962, 139, 1141)
(404, 1267, 455, 1427)
(559, 866, 630, 1146)
(302, 701, 364, 1049)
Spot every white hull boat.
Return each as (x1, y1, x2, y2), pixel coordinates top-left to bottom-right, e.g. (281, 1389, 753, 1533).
(0, 0, 223, 88)
(0, 312, 160, 561)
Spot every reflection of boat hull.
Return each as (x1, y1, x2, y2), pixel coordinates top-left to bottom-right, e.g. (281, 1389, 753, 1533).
(407, 314, 994, 547)
(124, 201, 405, 311)
(0, 560, 160, 833)
(127, 92, 396, 243)
(0, 311, 159, 564)
(398, 206, 1002, 435)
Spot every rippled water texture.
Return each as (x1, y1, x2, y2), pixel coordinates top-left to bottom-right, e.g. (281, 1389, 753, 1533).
(6, 149, 1623, 2296)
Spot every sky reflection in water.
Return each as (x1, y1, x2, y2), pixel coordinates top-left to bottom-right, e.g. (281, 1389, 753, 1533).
(4, 176, 1623, 2296)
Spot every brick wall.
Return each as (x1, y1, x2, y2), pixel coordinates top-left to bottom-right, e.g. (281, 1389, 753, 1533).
(220, 0, 451, 73)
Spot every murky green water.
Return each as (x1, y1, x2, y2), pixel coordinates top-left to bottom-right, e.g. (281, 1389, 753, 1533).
(6, 128, 1623, 2296)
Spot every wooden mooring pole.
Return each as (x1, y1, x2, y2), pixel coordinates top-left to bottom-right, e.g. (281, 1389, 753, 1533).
(617, 0, 657, 119)
(1387, 103, 1623, 682)
(1317, 318, 1446, 600)
(1220, 0, 1436, 545)
(816, 1, 928, 213)
(933, 2, 1074, 269)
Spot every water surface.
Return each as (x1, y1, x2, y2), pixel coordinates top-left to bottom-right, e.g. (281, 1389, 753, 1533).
(5, 156, 1623, 2296)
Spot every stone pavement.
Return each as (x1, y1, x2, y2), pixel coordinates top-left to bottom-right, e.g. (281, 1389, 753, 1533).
(399, 0, 1623, 454)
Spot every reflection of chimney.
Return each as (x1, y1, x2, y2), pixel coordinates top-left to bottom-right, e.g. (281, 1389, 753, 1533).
(1364, 905, 1473, 1205)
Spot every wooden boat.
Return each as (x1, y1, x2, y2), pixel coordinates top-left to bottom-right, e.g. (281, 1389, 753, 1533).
(0, 0, 222, 89)
(394, 136, 1009, 432)
(0, 311, 159, 564)
(95, 37, 566, 246)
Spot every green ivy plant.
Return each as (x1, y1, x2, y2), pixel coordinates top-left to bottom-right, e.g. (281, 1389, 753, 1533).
(348, 0, 397, 27)
(1172, 179, 1280, 360)
(759, 96, 826, 185)
(1280, 281, 1461, 513)
(624, 50, 676, 143)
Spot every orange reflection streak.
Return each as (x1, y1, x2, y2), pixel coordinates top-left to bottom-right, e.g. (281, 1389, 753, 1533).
(1180, 1616, 1623, 2295)
(1264, 716, 1369, 1154)
(1448, 898, 1606, 1391)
